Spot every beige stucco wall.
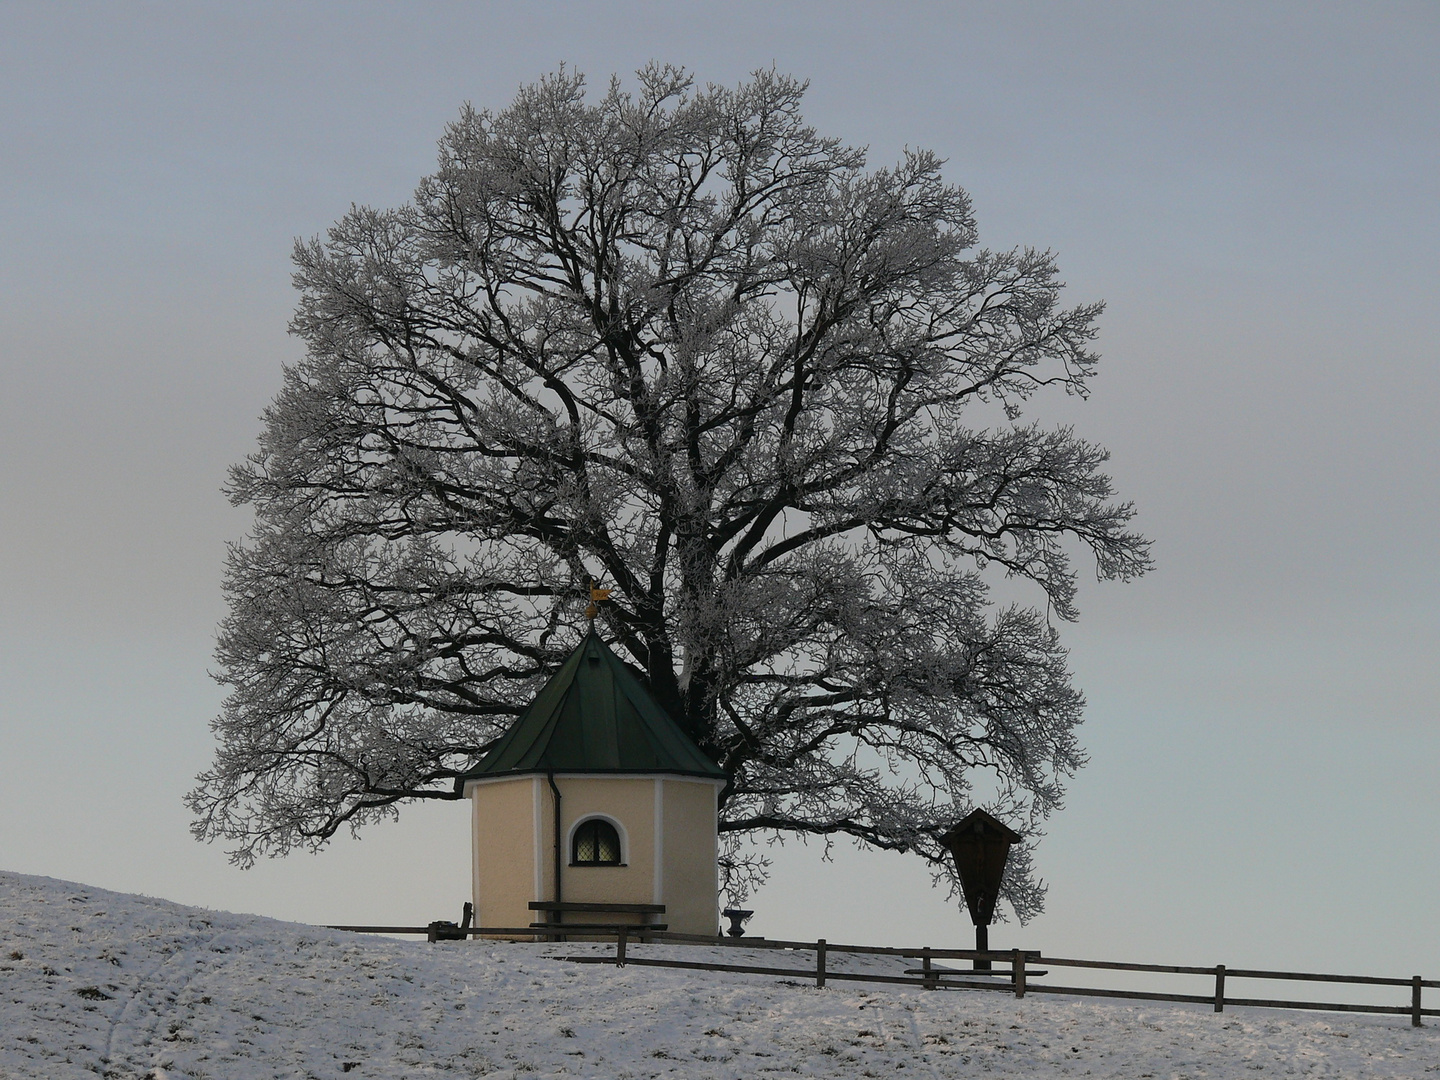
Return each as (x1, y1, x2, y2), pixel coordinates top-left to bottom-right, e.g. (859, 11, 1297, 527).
(467, 773, 722, 937)
(660, 778, 721, 936)
(469, 776, 538, 933)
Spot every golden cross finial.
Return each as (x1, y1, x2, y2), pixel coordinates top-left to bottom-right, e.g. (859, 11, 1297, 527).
(584, 581, 612, 620)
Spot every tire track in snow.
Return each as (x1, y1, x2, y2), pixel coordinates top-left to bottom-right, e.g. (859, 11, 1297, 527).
(904, 1000, 947, 1080)
(100, 932, 217, 1075)
(100, 949, 183, 1071)
(875, 996, 944, 1080)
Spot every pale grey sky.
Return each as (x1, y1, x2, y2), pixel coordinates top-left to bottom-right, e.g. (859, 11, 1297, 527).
(2, 2, 1437, 977)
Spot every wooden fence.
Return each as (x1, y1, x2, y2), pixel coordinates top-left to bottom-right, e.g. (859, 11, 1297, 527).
(326, 923, 1437, 1028)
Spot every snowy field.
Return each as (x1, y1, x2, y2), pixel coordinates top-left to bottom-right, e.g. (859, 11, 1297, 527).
(2, 871, 1436, 1078)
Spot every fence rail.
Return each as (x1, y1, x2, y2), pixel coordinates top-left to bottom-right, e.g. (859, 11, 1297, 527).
(326, 922, 1435, 1027)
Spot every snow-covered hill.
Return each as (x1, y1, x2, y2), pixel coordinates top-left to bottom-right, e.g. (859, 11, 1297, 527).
(1, 870, 1434, 1078)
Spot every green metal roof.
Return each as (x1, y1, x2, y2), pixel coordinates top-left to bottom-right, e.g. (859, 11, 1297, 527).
(455, 628, 727, 787)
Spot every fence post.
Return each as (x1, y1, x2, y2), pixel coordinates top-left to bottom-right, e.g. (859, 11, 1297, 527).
(1214, 965, 1225, 1013)
(816, 939, 827, 988)
(922, 947, 936, 990)
(1013, 949, 1026, 999)
(616, 926, 627, 968)
(1413, 976, 1423, 1028)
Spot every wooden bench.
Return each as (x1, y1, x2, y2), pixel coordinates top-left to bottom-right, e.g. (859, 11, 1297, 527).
(528, 902, 666, 941)
(427, 902, 473, 942)
(529, 921, 669, 935)
(902, 966, 1049, 978)
(903, 953, 1047, 990)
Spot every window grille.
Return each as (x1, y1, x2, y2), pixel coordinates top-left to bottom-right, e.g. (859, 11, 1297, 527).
(571, 818, 621, 865)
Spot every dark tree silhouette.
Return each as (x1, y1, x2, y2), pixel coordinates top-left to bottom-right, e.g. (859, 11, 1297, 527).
(189, 66, 1150, 917)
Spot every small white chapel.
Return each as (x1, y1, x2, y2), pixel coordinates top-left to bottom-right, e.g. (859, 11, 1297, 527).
(453, 627, 728, 936)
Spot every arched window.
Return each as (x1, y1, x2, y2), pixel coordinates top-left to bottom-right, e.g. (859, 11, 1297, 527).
(571, 817, 622, 865)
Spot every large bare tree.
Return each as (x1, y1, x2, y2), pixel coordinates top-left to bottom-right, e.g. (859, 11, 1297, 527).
(189, 66, 1149, 919)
